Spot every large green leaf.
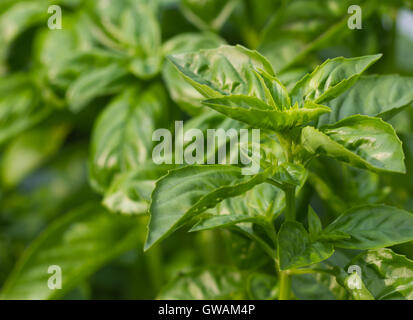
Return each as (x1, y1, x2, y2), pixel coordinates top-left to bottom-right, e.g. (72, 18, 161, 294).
(168, 45, 274, 100)
(0, 203, 143, 300)
(343, 249, 413, 300)
(301, 115, 406, 173)
(162, 33, 225, 115)
(1, 124, 69, 189)
(290, 55, 382, 106)
(278, 221, 334, 270)
(323, 205, 413, 250)
(203, 95, 330, 131)
(145, 165, 270, 250)
(319, 75, 413, 126)
(89, 84, 169, 193)
(157, 267, 246, 299)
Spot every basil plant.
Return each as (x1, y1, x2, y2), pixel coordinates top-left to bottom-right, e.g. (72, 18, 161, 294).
(145, 45, 413, 300)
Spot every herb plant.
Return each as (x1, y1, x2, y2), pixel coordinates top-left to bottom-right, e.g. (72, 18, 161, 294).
(1, 0, 413, 300)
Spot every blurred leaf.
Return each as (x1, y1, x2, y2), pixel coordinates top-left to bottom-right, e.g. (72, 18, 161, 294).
(181, 0, 240, 31)
(103, 163, 174, 215)
(1, 123, 69, 189)
(89, 84, 169, 193)
(0, 74, 52, 145)
(158, 266, 246, 299)
(1, 203, 143, 300)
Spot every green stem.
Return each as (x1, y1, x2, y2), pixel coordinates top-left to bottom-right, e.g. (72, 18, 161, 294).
(279, 271, 291, 300)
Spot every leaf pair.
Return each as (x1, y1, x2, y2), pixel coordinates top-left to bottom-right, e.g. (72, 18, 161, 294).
(168, 45, 385, 132)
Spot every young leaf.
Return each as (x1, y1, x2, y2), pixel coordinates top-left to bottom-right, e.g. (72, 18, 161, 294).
(0, 203, 143, 300)
(290, 54, 382, 106)
(203, 95, 330, 131)
(301, 115, 406, 173)
(319, 75, 413, 126)
(278, 221, 334, 270)
(344, 248, 413, 300)
(257, 69, 291, 110)
(162, 33, 225, 115)
(157, 267, 246, 299)
(168, 45, 274, 100)
(324, 205, 413, 249)
(145, 165, 270, 250)
(89, 84, 169, 193)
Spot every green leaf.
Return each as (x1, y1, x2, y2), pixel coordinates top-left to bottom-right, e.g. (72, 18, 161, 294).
(203, 95, 330, 131)
(90, 0, 162, 78)
(0, 2, 47, 66)
(342, 272, 374, 300)
(103, 163, 175, 215)
(1, 124, 69, 189)
(190, 182, 284, 232)
(344, 248, 413, 300)
(257, 69, 291, 110)
(301, 115, 406, 173)
(247, 273, 278, 300)
(319, 75, 413, 126)
(292, 273, 348, 300)
(278, 221, 334, 270)
(162, 33, 225, 115)
(66, 62, 131, 112)
(270, 162, 308, 188)
(145, 165, 270, 250)
(308, 206, 322, 236)
(323, 205, 413, 250)
(89, 84, 169, 193)
(168, 45, 274, 100)
(0, 203, 143, 300)
(0, 74, 52, 145)
(157, 267, 246, 299)
(290, 55, 382, 106)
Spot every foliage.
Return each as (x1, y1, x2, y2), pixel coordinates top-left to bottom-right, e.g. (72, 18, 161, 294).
(1, 0, 413, 300)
